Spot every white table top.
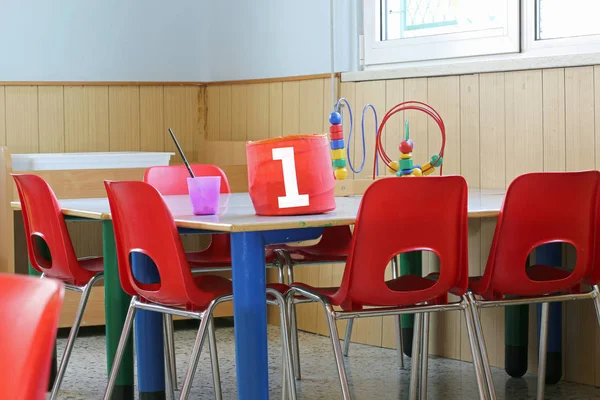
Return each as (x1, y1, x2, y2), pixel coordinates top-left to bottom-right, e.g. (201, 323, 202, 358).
(11, 189, 505, 233)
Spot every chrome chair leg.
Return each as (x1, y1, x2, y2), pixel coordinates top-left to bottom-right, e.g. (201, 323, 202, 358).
(50, 273, 104, 400)
(409, 313, 422, 400)
(207, 317, 223, 400)
(420, 313, 430, 400)
(593, 286, 600, 326)
(463, 298, 488, 400)
(467, 293, 496, 400)
(537, 302, 549, 400)
(391, 256, 404, 369)
(164, 314, 178, 391)
(342, 319, 354, 356)
(179, 309, 213, 400)
(103, 297, 137, 400)
(163, 317, 176, 400)
(323, 303, 351, 399)
(283, 254, 302, 381)
(268, 288, 297, 400)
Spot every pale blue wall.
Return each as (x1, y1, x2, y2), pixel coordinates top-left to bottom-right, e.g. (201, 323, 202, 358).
(0, 0, 357, 82)
(0, 0, 210, 81)
(203, 0, 358, 81)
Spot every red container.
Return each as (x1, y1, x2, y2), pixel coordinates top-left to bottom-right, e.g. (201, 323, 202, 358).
(246, 134, 336, 216)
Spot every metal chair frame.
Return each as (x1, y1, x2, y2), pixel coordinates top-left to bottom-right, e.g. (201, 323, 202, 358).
(103, 288, 297, 400)
(467, 285, 600, 400)
(286, 286, 490, 400)
(45, 271, 105, 400)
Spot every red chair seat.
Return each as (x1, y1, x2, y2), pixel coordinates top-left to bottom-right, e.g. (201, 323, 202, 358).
(470, 264, 581, 300)
(79, 257, 104, 273)
(291, 272, 454, 311)
(186, 247, 279, 268)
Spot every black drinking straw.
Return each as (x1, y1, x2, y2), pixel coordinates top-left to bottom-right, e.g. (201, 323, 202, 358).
(167, 128, 195, 178)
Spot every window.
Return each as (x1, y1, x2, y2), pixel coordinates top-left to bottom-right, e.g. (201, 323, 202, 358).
(362, 0, 600, 70)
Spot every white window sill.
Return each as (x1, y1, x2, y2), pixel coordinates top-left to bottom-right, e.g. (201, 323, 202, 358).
(342, 51, 600, 82)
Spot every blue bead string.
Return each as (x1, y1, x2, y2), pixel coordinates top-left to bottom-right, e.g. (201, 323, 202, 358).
(362, 104, 379, 177)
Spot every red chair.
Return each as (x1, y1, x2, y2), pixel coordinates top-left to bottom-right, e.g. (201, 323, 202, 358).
(0, 273, 64, 400)
(12, 174, 105, 400)
(286, 176, 488, 400)
(102, 180, 296, 400)
(467, 171, 600, 400)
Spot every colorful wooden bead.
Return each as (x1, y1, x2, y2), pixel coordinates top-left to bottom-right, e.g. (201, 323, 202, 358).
(399, 158, 413, 171)
(421, 162, 435, 176)
(329, 112, 342, 125)
(331, 149, 345, 160)
(399, 140, 413, 154)
(329, 124, 343, 133)
(330, 139, 345, 150)
(330, 130, 344, 141)
(399, 152, 412, 160)
(388, 160, 399, 173)
(332, 158, 347, 168)
(430, 154, 443, 166)
(334, 167, 348, 180)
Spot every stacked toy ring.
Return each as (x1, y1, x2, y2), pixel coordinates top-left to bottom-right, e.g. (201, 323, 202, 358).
(374, 101, 446, 180)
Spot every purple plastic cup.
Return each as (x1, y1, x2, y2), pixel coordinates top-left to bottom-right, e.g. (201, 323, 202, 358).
(187, 176, 221, 215)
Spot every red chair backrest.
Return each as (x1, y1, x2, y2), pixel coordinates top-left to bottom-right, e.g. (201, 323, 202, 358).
(0, 273, 64, 400)
(105, 180, 213, 307)
(12, 174, 89, 284)
(144, 164, 231, 195)
(480, 171, 600, 297)
(332, 176, 469, 308)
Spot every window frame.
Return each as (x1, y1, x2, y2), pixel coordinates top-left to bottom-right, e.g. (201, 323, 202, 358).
(359, 0, 600, 74)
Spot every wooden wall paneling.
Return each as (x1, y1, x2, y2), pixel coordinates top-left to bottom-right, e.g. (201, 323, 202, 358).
(64, 86, 109, 152)
(504, 70, 543, 183)
(164, 86, 199, 161)
(0, 87, 5, 146)
(427, 76, 460, 175)
(218, 85, 232, 140)
(109, 86, 141, 151)
(268, 83, 283, 138)
(563, 65, 597, 385)
(246, 83, 270, 141)
(479, 73, 506, 190)
(231, 85, 247, 141)
(140, 86, 165, 152)
(459, 75, 480, 186)
(299, 79, 325, 134)
(5, 86, 39, 153)
(38, 86, 64, 153)
(282, 81, 300, 135)
(565, 67, 595, 171)
(542, 69, 566, 172)
(206, 85, 220, 141)
(384, 79, 405, 176)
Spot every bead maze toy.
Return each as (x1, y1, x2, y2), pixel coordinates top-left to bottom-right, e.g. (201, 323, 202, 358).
(328, 99, 446, 181)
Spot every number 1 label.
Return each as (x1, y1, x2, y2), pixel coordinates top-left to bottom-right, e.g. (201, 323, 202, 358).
(272, 147, 309, 208)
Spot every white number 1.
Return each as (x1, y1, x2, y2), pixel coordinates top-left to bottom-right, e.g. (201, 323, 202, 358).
(272, 147, 309, 208)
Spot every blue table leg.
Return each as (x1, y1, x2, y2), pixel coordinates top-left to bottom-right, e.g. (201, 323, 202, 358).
(230, 231, 269, 400)
(131, 252, 166, 400)
(536, 243, 562, 385)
